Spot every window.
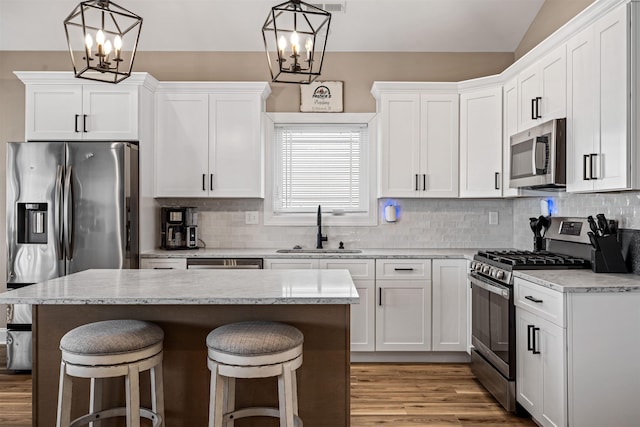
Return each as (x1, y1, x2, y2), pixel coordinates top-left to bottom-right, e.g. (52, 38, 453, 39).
(264, 113, 377, 226)
(274, 124, 367, 213)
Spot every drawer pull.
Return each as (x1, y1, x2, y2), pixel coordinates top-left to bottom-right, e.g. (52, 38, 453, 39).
(153, 267, 174, 270)
(394, 267, 414, 271)
(527, 325, 534, 352)
(532, 326, 540, 354)
(525, 295, 543, 304)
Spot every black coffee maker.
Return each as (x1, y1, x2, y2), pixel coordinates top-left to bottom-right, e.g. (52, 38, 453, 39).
(529, 215, 551, 251)
(161, 207, 198, 249)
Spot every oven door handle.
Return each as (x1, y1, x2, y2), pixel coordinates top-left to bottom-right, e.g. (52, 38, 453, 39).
(469, 275, 510, 299)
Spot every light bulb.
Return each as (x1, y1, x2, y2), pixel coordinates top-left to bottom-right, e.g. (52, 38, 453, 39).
(114, 35, 122, 50)
(278, 35, 287, 54)
(96, 30, 105, 45)
(104, 39, 112, 55)
(305, 37, 313, 60)
(290, 31, 299, 55)
(85, 34, 93, 50)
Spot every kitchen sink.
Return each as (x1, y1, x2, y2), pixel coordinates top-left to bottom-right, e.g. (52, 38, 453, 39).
(276, 249, 363, 254)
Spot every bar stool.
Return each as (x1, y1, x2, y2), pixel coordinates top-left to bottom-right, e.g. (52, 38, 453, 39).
(206, 320, 304, 427)
(56, 319, 165, 427)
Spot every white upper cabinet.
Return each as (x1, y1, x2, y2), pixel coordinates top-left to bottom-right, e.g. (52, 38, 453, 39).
(566, 3, 630, 192)
(154, 82, 270, 198)
(517, 45, 566, 132)
(373, 83, 459, 198)
(16, 72, 145, 141)
(459, 86, 503, 198)
(502, 77, 520, 197)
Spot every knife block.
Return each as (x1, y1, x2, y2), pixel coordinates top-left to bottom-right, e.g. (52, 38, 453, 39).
(590, 234, 627, 273)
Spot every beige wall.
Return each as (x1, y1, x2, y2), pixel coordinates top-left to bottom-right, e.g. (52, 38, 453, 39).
(515, 0, 595, 60)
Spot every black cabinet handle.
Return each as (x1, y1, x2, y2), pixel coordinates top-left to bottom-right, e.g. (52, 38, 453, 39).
(83, 114, 88, 132)
(210, 174, 214, 191)
(378, 288, 382, 306)
(74, 114, 80, 133)
(535, 97, 542, 118)
(583, 155, 590, 181)
(589, 153, 597, 179)
(494, 172, 500, 190)
(422, 174, 426, 191)
(394, 267, 414, 271)
(525, 295, 543, 304)
(531, 99, 536, 120)
(415, 174, 419, 191)
(527, 324, 534, 352)
(202, 174, 206, 191)
(532, 327, 540, 354)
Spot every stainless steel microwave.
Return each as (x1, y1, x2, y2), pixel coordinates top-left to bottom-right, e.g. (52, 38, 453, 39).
(509, 118, 566, 190)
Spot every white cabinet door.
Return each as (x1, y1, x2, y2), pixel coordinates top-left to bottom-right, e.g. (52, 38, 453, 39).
(431, 259, 467, 352)
(567, 4, 630, 193)
(593, 4, 628, 191)
(518, 45, 566, 132)
(82, 86, 139, 140)
(24, 84, 138, 141)
(349, 280, 375, 352)
(516, 308, 566, 427)
(376, 279, 432, 351)
(155, 93, 210, 197)
(208, 94, 264, 197)
(378, 93, 421, 197)
(420, 94, 459, 197)
(25, 84, 83, 140)
(264, 259, 319, 269)
(502, 77, 519, 197)
(459, 87, 503, 197)
(566, 25, 595, 192)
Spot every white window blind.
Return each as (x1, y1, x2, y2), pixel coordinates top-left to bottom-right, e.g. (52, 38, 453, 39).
(274, 124, 368, 213)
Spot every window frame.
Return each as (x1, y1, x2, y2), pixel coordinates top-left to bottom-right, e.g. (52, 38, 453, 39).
(264, 112, 378, 226)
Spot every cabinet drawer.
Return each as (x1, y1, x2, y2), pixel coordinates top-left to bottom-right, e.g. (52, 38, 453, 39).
(319, 259, 375, 280)
(515, 277, 564, 327)
(140, 258, 187, 270)
(376, 259, 431, 280)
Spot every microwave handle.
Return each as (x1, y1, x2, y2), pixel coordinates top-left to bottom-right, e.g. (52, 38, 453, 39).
(534, 136, 549, 174)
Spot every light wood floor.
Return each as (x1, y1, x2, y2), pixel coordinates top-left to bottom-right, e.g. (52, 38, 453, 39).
(0, 346, 533, 426)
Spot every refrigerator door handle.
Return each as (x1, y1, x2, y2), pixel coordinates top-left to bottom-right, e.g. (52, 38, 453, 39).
(64, 165, 75, 260)
(55, 165, 64, 260)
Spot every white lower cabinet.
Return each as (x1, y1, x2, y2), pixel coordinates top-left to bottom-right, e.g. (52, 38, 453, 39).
(263, 259, 319, 269)
(431, 259, 468, 351)
(376, 259, 432, 351)
(516, 308, 566, 427)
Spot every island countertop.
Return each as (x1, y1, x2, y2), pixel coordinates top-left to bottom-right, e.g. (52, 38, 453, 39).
(0, 268, 359, 305)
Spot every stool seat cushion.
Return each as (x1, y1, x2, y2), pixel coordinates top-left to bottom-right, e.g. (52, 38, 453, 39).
(206, 321, 303, 356)
(60, 320, 164, 356)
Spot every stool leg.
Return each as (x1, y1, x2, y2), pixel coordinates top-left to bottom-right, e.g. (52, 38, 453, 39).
(125, 365, 141, 427)
(56, 361, 73, 427)
(208, 362, 225, 427)
(151, 364, 165, 426)
(291, 369, 299, 416)
(278, 362, 296, 427)
(224, 377, 235, 427)
(89, 378, 102, 427)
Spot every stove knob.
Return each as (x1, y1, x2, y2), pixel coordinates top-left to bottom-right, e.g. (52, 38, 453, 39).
(470, 262, 477, 270)
(496, 270, 505, 280)
(482, 265, 490, 274)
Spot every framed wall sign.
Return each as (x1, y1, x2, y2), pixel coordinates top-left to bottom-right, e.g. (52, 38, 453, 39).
(300, 81, 344, 112)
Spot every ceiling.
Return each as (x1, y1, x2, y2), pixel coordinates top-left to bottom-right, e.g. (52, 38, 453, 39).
(0, 0, 545, 52)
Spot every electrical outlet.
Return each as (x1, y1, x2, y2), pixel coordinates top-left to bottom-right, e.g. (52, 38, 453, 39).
(245, 211, 259, 225)
(489, 211, 498, 225)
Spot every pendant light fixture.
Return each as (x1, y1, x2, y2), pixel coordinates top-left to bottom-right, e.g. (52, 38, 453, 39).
(64, 0, 142, 83)
(262, 0, 331, 84)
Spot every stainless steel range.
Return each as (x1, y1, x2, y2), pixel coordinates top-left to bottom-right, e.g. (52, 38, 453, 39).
(469, 217, 597, 412)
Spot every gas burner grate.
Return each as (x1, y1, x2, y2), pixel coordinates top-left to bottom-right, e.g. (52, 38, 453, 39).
(475, 250, 589, 269)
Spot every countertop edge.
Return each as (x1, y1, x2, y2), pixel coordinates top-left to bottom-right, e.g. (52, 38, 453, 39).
(513, 270, 640, 293)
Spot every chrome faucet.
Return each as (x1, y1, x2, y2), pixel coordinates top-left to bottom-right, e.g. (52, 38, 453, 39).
(316, 205, 328, 249)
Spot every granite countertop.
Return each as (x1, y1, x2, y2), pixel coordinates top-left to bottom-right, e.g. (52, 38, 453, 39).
(0, 269, 359, 305)
(141, 248, 478, 260)
(514, 269, 640, 293)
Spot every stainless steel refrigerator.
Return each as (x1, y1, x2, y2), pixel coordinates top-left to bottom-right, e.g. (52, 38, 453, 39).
(6, 141, 139, 370)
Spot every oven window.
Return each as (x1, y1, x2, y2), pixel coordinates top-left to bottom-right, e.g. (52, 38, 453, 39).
(471, 281, 510, 367)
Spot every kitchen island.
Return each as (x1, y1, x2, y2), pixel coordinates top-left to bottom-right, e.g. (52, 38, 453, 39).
(0, 268, 359, 427)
